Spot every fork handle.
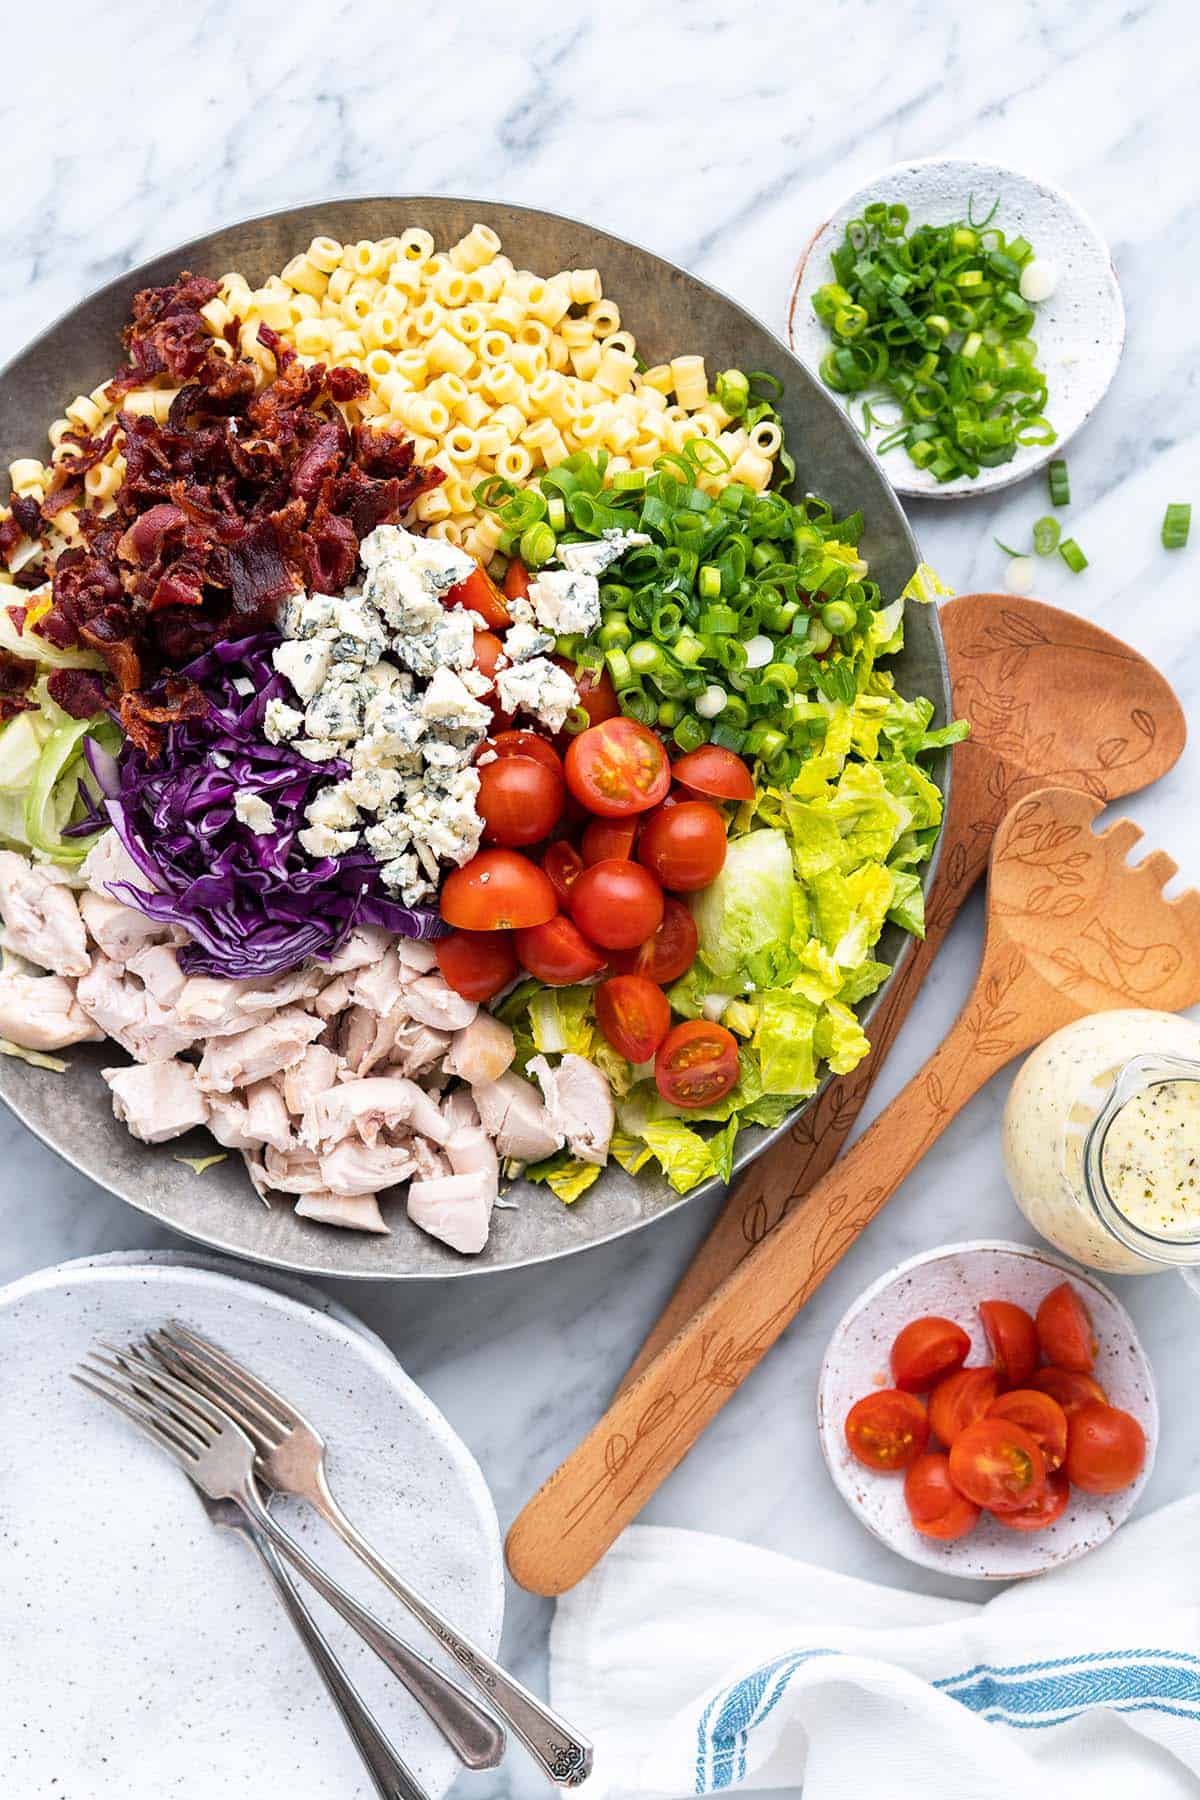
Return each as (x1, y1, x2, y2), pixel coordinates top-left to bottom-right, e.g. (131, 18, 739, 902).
(310, 1478, 593, 1788)
(235, 1482, 506, 1773)
(245, 1525, 431, 1800)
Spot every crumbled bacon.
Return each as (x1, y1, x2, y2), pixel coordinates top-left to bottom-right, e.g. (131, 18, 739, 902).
(117, 675, 208, 756)
(0, 648, 35, 722)
(13, 271, 446, 712)
(47, 668, 111, 719)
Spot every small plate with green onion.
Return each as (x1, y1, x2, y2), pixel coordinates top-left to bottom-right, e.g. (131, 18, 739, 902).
(787, 157, 1125, 500)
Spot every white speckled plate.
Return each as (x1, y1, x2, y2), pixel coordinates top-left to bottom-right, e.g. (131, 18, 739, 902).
(817, 1241, 1157, 1580)
(787, 158, 1125, 498)
(0, 1257, 504, 1798)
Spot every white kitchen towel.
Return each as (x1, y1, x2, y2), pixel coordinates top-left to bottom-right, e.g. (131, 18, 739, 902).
(550, 1495, 1200, 1799)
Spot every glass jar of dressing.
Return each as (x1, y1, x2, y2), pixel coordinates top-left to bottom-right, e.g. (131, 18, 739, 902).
(1002, 1009, 1200, 1275)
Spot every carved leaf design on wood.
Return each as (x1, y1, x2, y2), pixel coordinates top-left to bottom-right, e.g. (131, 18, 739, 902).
(1131, 707, 1156, 743)
(1097, 736, 1129, 769)
(992, 609, 1050, 648)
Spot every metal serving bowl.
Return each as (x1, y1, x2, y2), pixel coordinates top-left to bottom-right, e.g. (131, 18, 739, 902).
(0, 198, 950, 1279)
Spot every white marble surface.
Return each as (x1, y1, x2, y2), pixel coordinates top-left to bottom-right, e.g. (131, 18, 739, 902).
(3, 2, 1198, 1794)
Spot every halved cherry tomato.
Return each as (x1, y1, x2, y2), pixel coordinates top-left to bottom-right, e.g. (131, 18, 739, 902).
(638, 801, 727, 892)
(1030, 1366, 1109, 1415)
(569, 859, 664, 950)
(890, 1317, 971, 1394)
(541, 841, 584, 907)
(979, 1299, 1039, 1389)
(503, 557, 530, 602)
(440, 850, 557, 931)
(988, 1389, 1069, 1472)
(670, 745, 755, 803)
(564, 718, 671, 817)
(472, 629, 514, 727)
(605, 898, 699, 984)
(448, 561, 511, 630)
(1065, 1403, 1146, 1495)
(476, 756, 564, 847)
(487, 730, 564, 776)
(948, 1418, 1047, 1513)
(435, 929, 518, 1002)
(596, 975, 671, 1063)
(903, 1452, 981, 1540)
(1036, 1283, 1097, 1373)
(928, 1367, 1001, 1447)
(844, 1389, 930, 1473)
(995, 1467, 1071, 1533)
(655, 1019, 739, 1110)
(582, 818, 638, 865)
(514, 915, 606, 986)
(558, 658, 620, 727)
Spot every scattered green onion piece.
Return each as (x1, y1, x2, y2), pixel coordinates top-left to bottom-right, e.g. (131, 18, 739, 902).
(546, 495, 567, 533)
(1048, 458, 1070, 506)
(1162, 503, 1191, 550)
(1032, 516, 1061, 556)
(820, 599, 857, 635)
(993, 537, 1025, 558)
(1058, 537, 1088, 573)
(805, 620, 834, 655)
(697, 564, 721, 600)
(599, 616, 632, 651)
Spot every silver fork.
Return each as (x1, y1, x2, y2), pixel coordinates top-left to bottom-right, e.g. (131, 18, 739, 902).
(150, 1321, 593, 1788)
(197, 1489, 429, 1800)
(73, 1345, 506, 1774)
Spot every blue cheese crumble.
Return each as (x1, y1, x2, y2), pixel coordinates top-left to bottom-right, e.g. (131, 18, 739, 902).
(233, 793, 276, 836)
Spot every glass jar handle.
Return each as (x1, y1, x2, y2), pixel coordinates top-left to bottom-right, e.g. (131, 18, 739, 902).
(1085, 1052, 1200, 1264)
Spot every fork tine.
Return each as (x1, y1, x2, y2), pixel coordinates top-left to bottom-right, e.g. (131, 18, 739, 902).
(80, 1355, 210, 1453)
(145, 1330, 283, 1453)
(72, 1370, 201, 1470)
(95, 1341, 230, 1442)
(163, 1322, 295, 1430)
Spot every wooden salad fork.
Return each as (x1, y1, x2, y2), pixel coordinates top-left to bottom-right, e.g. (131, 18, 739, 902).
(617, 595, 1186, 1392)
(506, 786, 1200, 1595)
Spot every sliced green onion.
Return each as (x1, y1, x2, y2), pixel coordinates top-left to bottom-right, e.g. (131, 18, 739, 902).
(673, 714, 709, 752)
(1048, 457, 1070, 506)
(993, 537, 1025, 558)
(1058, 537, 1088, 573)
(820, 599, 857, 635)
(805, 620, 834, 654)
(519, 521, 556, 568)
(1032, 516, 1061, 556)
(1162, 502, 1191, 550)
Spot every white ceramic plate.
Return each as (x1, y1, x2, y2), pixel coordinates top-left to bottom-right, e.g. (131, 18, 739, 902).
(817, 1241, 1157, 1580)
(0, 1256, 504, 1798)
(787, 157, 1125, 498)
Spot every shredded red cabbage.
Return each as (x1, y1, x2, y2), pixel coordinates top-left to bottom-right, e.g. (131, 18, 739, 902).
(88, 632, 444, 978)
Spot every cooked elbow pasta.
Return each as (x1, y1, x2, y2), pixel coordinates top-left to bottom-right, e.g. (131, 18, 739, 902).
(4, 226, 779, 563)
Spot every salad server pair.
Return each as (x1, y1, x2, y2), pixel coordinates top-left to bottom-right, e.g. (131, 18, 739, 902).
(75, 1322, 592, 1793)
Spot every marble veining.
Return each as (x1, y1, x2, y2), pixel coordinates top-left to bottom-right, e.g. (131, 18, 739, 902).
(1, 2, 1197, 1795)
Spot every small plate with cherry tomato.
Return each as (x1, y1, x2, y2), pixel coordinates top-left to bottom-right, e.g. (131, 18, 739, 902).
(817, 1241, 1157, 1580)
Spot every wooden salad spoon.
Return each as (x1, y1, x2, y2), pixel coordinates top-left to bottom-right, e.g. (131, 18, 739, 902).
(507, 788, 1200, 1596)
(617, 594, 1186, 1392)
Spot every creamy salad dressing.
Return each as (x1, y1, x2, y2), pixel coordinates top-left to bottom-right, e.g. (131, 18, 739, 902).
(1002, 1009, 1200, 1273)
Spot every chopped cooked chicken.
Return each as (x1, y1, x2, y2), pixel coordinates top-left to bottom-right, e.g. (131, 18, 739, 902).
(446, 1122, 500, 1185)
(123, 943, 185, 1006)
(262, 1142, 329, 1194)
(320, 1135, 418, 1196)
(410, 1138, 450, 1181)
(296, 1190, 389, 1234)
(103, 1059, 209, 1143)
(205, 1093, 259, 1153)
(442, 1087, 481, 1133)
(302, 1075, 449, 1151)
(407, 1174, 496, 1255)
(339, 1004, 401, 1078)
(244, 1079, 294, 1153)
(444, 1013, 515, 1087)
(81, 828, 149, 900)
(387, 1020, 451, 1079)
(281, 1045, 341, 1116)
(320, 925, 395, 974)
(77, 956, 199, 1062)
(0, 972, 104, 1050)
(404, 974, 477, 1032)
(237, 966, 326, 1013)
(176, 977, 261, 1036)
(472, 1072, 564, 1163)
(314, 975, 353, 1019)
(394, 937, 438, 975)
(351, 948, 405, 1017)
(79, 891, 168, 965)
(529, 1053, 615, 1165)
(0, 851, 90, 977)
(196, 1008, 324, 1093)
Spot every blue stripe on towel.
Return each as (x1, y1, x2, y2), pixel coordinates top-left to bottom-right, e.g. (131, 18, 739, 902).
(693, 1648, 1200, 1792)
